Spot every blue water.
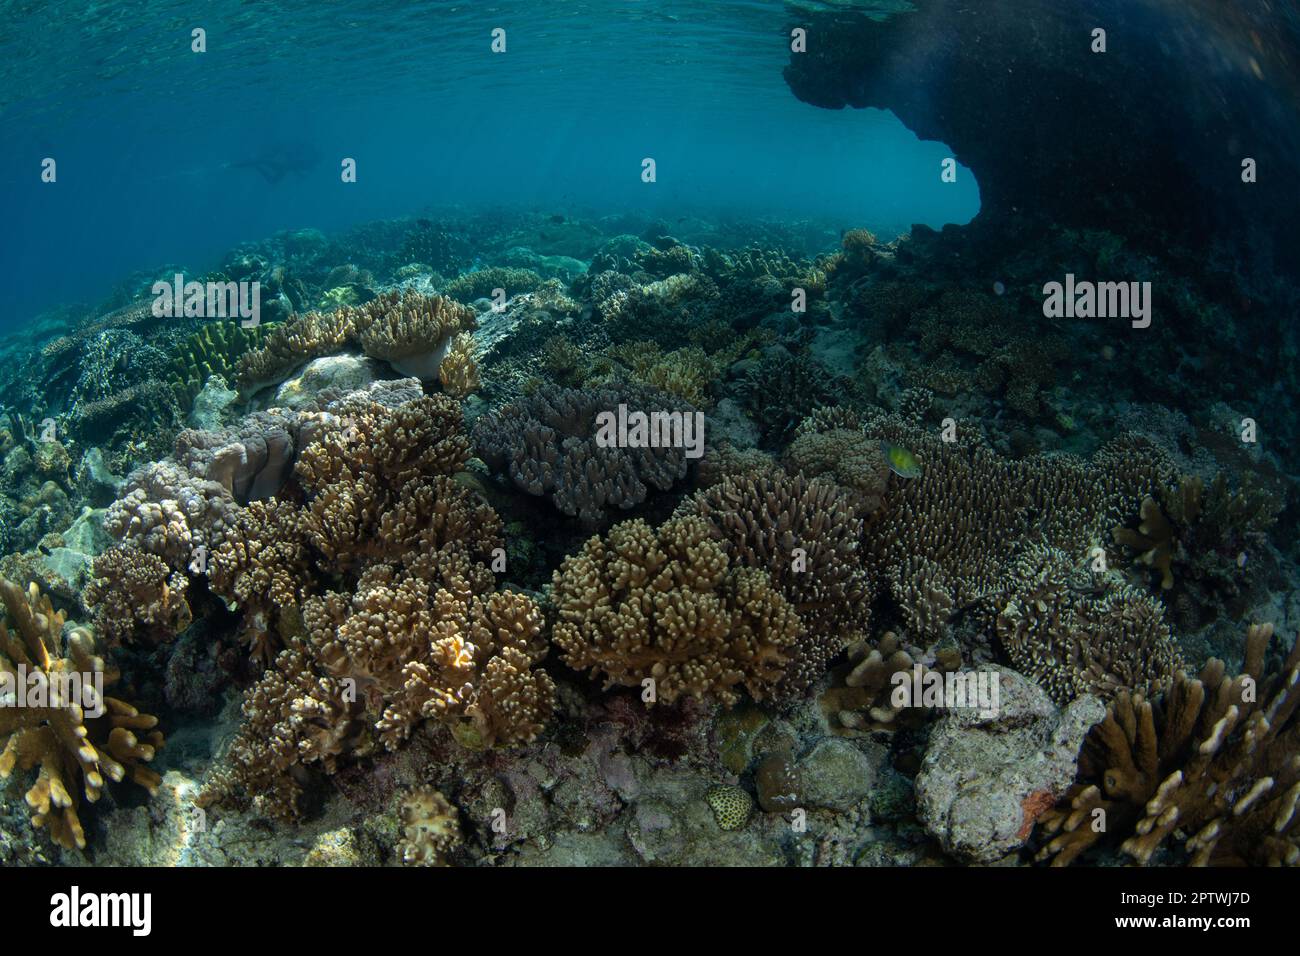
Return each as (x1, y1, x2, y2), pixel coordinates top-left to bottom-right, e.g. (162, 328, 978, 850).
(0, 0, 978, 326)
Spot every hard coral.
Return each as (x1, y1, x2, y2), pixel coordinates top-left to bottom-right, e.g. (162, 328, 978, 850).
(0, 578, 163, 850)
(473, 383, 694, 528)
(84, 545, 192, 646)
(198, 391, 554, 820)
(995, 544, 1184, 705)
(551, 516, 800, 707)
(680, 471, 873, 702)
(1037, 623, 1300, 866)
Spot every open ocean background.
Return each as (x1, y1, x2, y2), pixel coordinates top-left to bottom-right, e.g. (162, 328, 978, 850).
(0, 0, 979, 327)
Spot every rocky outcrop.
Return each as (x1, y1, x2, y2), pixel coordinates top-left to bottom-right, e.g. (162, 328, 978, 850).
(783, 0, 1300, 272)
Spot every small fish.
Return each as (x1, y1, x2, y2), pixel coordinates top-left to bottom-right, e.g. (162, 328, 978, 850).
(993, 280, 1006, 296)
(881, 441, 922, 478)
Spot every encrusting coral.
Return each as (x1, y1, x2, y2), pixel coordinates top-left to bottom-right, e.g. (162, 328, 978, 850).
(0, 578, 163, 850)
(1036, 623, 1300, 866)
(551, 516, 800, 707)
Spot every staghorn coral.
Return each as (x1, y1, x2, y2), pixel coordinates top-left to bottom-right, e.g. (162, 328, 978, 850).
(83, 545, 192, 646)
(606, 341, 717, 407)
(995, 544, 1184, 704)
(677, 471, 872, 702)
(473, 383, 694, 528)
(551, 516, 801, 707)
(1037, 623, 1300, 866)
(0, 578, 163, 850)
(398, 787, 462, 866)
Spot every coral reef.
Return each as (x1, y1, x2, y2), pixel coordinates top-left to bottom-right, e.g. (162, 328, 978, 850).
(193, 389, 555, 820)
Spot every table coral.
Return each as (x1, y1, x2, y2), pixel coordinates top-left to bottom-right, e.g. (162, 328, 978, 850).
(0, 578, 163, 850)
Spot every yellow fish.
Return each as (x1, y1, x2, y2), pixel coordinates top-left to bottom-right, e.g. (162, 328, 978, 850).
(881, 441, 922, 478)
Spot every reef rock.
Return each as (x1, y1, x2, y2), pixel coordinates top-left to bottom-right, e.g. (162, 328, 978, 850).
(914, 665, 1104, 863)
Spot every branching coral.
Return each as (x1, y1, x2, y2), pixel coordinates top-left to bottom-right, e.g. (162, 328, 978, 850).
(84, 545, 192, 646)
(551, 516, 800, 707)
(820, 631, 961, 734)
(473, 383, 694, 528)
(196, 390, 555, 820)
(784, 408, 891, 513)
(236, 308, 353, 392)
(862, 417, 1173, 650)
(995, 545, 1184, 705)
(203, 544, 555, 820)
(168, 320, 273, 408)
(1113, 473, 1282, 620)
(679, 471, 873, 701)
(1037, 623, 1300, 866)
(0, 578, 163, 850)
